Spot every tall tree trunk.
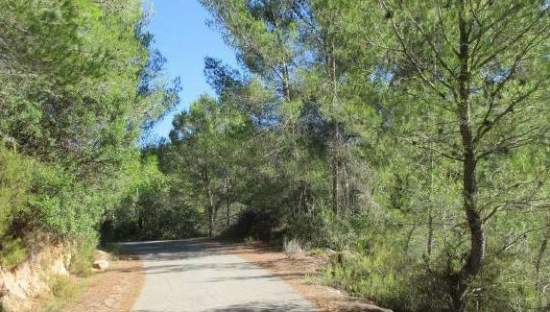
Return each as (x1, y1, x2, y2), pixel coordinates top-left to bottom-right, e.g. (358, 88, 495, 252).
(208, 185, 215, 238)
(405, 222, 417, 256)
(450, 4, 485, 311)
(332, 123, 341, 216)
(427, 116, 435, 261)
(427, 205, 434, 258)
(330, 40, 341, 216)
(203, 165, 216, 238)
(536, 222, 550, 307)
(282, 54, 291, 101)
(226, 197, 230, 227)
(536, 228, 549, 277)
(224, 178, 230, 227)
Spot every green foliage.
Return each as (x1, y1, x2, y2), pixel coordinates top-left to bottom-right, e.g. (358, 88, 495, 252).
(0, 147, 33, 238)
(322, 246, 412, 309)
(0, 0, 178, 268)
(107, 153, 202, 241)
(174, 1, 550, 311)
(1, 0, 548, 311)
(49, 275, 78, 299)
(0, 238, 27, 269)
(43, 275, 83, 312)
(69, 237, 98, 277)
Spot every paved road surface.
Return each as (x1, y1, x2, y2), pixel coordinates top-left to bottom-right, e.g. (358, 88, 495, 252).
(119, 238, 316, 312)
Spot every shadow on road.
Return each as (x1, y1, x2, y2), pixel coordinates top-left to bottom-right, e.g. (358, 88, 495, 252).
(119, 238, 317, 312)
(134, 301, 312, 312)
(206, 302, 315, 311)
(117, 237, 229, 261)
(114, 238, 267, 276)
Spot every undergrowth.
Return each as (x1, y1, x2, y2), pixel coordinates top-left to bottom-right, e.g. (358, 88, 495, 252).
(69, 238, 97, 277)
(0, 238, 27, 269)
(41, 275, 84, 312)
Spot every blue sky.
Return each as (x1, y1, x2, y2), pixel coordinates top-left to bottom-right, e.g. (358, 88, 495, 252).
(145, 0, 238, 140)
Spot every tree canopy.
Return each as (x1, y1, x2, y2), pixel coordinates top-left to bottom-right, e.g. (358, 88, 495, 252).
(1, 1, 549, 311)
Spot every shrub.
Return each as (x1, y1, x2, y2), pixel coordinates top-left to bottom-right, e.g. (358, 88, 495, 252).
(283, 238, 305, 259)
(0, 148, 32, 238)
(1, 147, 101, 237)
(69, 237, 97, 277)
(0, 238, 27, 269)
(321, 245, 415, 311)
(43, 275, 82, 312)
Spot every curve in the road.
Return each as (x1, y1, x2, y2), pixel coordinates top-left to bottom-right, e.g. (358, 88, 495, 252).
(118, 238, 317, 312)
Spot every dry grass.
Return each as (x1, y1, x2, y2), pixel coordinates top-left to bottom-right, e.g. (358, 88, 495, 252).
(32, 257, 143, 312)
(40, 275, 84, 312)
(62, 258, 144, 312)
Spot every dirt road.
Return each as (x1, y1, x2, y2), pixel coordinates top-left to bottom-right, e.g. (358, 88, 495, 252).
(118, 238, 316, 312)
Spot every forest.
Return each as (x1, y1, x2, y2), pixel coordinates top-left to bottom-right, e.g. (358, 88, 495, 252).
(1, 1, 549, 311)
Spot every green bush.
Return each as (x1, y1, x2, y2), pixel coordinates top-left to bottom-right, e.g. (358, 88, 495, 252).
(321, 242, 415, 311)
(0, 147, 33, 238)
(320, 235, 550, 312)
(0, 147, 105, 268)
(0, 238, 27, 269)
(69, 237, 98, 277)
(43, 275, 83, 312)
(0, 0, 178, 269)
(0, 148, 32, 267)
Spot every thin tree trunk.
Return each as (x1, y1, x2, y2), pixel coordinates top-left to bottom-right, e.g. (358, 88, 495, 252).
(536, 228, 549, 276)
(405, 222, 417, 256)
(332, 125, 341, 216)
(224, 178, 230, 227)
(427, 206, 434, 258)
(450, 4, 485, 311)
(427, 113, 435, 261)
(203, 166, 215, 238)
(208, 185, 215, 238)
(536, 223, 550, 307)
(226, 197, 230, 227)
(282, 54, 291, 101)
(330, 40, 341, 216)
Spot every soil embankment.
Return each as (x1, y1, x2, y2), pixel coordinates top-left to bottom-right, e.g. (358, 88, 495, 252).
(0, 242, 71, 311)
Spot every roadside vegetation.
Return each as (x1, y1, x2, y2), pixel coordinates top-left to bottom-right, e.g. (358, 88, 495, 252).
(0, 0, 177, 288)
(109, 1, 550, 311)
(1, 1, 549, 312)
(40, 275, 84, 312)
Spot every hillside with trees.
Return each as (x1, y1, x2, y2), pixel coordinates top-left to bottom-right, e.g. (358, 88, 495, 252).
(0, 0, 178, 274)
(1, 1, 549, 312)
